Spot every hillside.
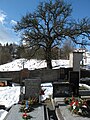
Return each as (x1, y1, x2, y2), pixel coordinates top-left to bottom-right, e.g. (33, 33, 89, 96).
(0, 59, 70, 71)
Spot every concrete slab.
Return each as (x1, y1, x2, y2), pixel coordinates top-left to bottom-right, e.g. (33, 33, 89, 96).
(53, 98, 90, 120)
(4, 104, 45, 120)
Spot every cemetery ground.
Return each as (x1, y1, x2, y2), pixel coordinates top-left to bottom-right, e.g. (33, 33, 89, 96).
(4, 98, 58, 120)
(4, 94, 90, 120)
(0, 52, 90, 120)
(1, 83, 90, 120)
(2, 83, 57, 120)
(4, 104, 45, 120)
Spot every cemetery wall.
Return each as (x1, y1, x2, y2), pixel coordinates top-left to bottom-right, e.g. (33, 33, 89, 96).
(0, 71, 20, 83)
(0, 68, 89, 83)
(29, 68, 73, 83)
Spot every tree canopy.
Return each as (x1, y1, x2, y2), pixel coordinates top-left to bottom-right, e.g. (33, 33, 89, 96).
(14, 0, 90, 69)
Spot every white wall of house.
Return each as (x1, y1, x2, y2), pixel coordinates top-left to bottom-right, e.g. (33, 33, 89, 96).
(83, 52, 90, 65)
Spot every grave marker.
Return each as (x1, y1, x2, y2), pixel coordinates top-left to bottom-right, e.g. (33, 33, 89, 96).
(53, 82, 71, 98)
(69, 71, 79, 96)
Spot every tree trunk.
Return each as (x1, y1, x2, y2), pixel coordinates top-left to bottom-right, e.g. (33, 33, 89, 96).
(46, 57, 52, 69)
(45, 48, 52, 69)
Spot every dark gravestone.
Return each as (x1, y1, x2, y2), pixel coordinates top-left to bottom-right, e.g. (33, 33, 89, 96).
(60, 68, 65, 80)
(0, 105, 6, 110)
(53, 82, 71, 98)
(59, 68, 73, 81)
(25, 78, 41, 99)
(69, 71, 79, 96)
(7, 80, 12, 86)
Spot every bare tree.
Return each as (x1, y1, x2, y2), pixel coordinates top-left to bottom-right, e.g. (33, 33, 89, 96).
(62, 39, 75, 59)
(14, 0, 90, 69)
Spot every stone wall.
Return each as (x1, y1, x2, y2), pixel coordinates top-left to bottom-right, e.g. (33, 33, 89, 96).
(29, 68, 72, 83)
(40, 69, 60, 82)
(1, 68, 90, 84)
(0, 71, 20, 83)
(0, 68, 73, 83)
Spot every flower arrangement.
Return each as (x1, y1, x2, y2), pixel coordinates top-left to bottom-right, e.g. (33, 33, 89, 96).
(20, 97, 38, 119)
(20, 97, 38, 106)
(19, 97, 38, 112)
(22, 112, 32, 120)
(20, 105, 33, 113)
(28, 97, 38, 105)
(64, 96, 90, 116)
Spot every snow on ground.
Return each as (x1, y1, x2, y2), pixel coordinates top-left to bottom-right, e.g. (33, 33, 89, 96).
(0, 85, 20, 120)
(1, 83, 90, 120)
(0, 59, 70, 71)
(0, 86, 20, 108)
(79, 83, 90, 90)
(0, 83, 53, 120)
(0, 58, 90, 119)
(41, 83, 53, 101)
(0, 58, 69, 119)
(0, 110, 8, 120)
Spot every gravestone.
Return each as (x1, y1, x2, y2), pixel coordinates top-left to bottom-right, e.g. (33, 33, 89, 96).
(59, 68, 73, 81)
(25, 78, 41, 99)
(53, 82, 71, 98)
(69, 71, 79, 96)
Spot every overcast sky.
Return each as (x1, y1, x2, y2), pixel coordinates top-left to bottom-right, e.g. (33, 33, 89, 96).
(0, 0, 90, 47)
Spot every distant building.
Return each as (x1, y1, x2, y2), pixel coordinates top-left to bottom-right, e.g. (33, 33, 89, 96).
(73, 48, 90, 66)
(83, 52, 90, 65)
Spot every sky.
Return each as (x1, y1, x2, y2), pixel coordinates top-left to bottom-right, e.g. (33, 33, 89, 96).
(0, 0, 90, 48)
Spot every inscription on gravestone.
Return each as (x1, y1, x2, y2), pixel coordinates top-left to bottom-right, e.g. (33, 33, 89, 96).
(53, 82, 71, 98)
(25, 78, 41, 99)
